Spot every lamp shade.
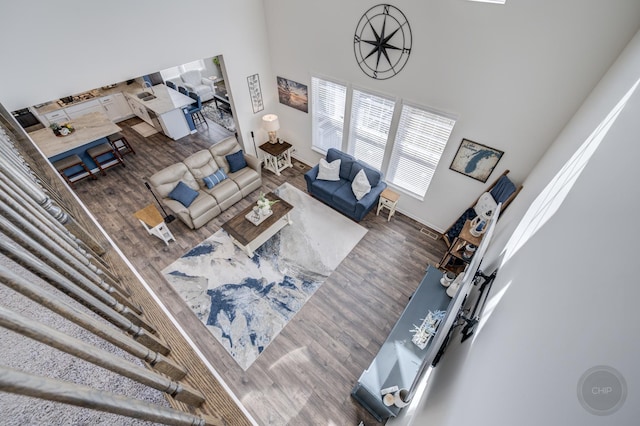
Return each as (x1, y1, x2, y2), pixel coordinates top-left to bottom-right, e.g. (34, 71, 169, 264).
(262, 114, 280, 132)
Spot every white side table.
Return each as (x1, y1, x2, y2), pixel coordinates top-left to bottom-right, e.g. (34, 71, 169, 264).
(377, 188, 400, 221)
(134, 204, 175, 246)
(259, 141, 293, 176)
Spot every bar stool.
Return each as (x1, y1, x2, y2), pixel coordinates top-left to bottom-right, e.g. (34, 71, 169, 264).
(108, 132, 136, 157)
(52, 154, 96, 188)
(187, 91, 208, 127)
(87, 142, 125, 176)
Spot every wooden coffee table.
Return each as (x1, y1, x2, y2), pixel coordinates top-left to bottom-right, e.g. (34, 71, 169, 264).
(222, 192, 293, 257)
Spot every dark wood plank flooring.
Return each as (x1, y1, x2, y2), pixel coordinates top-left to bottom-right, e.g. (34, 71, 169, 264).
(72, 115, 447, 425)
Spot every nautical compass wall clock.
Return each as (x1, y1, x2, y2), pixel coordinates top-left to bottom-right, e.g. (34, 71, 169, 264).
(354, 4, 412, 80)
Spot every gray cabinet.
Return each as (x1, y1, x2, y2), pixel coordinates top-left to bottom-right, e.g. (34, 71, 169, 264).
(351, 266, 450, 421)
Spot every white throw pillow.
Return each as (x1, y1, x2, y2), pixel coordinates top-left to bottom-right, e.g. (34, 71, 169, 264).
(474, 192, 498, 217)
(351, 169, 371, 201)
(317, 157, 341, 181)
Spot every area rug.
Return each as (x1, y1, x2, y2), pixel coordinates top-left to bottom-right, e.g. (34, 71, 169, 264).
(162, 183, 367, 370)
(202, 101, 236, 133)
(131, 122, 158, 137)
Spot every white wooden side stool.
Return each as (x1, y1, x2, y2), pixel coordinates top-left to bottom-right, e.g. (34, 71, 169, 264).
(134, 204, 175, 246)
(377, 188, 400, 221)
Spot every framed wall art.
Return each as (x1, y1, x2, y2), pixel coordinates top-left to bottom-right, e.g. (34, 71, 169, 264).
(449, 139, 504, 182)
(277, 76, 308, 113)
(247, 74, 264, 114)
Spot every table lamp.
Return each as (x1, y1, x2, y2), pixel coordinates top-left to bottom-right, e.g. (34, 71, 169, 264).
(262, 114, 280, 144)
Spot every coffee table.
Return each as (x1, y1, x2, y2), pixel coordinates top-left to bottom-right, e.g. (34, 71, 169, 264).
(222, 192, 293, 257)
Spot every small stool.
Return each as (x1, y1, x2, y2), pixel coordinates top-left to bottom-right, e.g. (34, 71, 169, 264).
(377, 188, 400, 221)
(134, 204, 175, 246)
(87, 142, 125, 176)
(52, 154, 96, 188)
(108, 132, 136, 157)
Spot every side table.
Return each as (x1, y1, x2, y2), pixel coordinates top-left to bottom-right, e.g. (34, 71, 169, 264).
(134, 204, 175, 246)
(259, 141, 293, 176)
(376, 188, 400, 221)
(437, 219, 482, 273)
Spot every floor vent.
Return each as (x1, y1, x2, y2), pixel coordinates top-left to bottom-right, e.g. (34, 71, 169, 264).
(294, 162, 306, 169)
(420, 227, 440, 240)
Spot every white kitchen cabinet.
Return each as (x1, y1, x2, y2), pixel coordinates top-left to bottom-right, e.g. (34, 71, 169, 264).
(42, 109, 70, 126)
(100, 93, 133, 122)
(125, 94, 152, 125)
(65, 99, 106, 120)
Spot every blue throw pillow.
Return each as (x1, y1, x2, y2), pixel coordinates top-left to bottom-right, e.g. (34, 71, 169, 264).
(168, 181, 199, 207)
(203, 169, 228, 189)
(226, 150, 247, 173)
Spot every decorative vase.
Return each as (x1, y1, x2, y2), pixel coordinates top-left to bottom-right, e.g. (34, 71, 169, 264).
(393, 389, 411, 408)
(440, 272, 456, 287)
(462, 244, 477, 260)
(446, 272, 465, 297)
(260, 206, 271, 216)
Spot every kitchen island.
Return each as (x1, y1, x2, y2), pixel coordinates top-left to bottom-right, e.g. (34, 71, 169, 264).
(124, 85, 195, 140)
(29, 111, 122, 171)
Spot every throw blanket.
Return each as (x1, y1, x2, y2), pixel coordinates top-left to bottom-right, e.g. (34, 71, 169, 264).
(446, 175, 517, 243)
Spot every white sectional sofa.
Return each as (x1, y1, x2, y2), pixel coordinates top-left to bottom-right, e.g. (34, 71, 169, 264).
(148, 136, 262, 229)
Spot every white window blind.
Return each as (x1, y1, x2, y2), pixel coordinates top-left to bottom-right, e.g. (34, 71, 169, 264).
(388, 104, 456, 199)
(181, 59, 205, 72)
(311, 77, 347, 153)
(348, 89, 395, 170)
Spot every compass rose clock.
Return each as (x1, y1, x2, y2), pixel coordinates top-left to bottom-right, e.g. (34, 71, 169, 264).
(353, 4, 412, 80)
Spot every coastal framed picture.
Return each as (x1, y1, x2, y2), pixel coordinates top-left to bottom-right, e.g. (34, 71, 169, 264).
(277, 76, 308, 113)
(247, 74, 264, 114)
(449, 139, 504, 182)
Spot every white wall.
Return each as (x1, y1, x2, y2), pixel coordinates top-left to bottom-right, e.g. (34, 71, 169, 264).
(0, 0, 276, 157)
(263, 0, 640, 228)
(393, 27, 640, 426)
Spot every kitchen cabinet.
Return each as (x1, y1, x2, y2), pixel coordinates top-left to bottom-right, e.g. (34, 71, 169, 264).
(126, 95, 152, 125)
(100, 93, 133, 123)
(124, 87, 193, 140)
(65, 99, 106, 120)
(42, 109, 70, 126)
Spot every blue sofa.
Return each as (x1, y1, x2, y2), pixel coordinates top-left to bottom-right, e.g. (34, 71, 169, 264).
(304, 148, 387, 221)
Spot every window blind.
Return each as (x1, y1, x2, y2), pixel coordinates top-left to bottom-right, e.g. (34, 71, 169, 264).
(388, 104, 456, 199)
(311, 77, 347, 153)
(347, 89, 395, 170)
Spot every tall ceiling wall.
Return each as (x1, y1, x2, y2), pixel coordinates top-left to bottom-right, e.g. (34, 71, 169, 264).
(262, 0, 640, 228)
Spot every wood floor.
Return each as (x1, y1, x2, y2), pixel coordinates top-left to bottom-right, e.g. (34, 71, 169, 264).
(72, 115, 448, 425)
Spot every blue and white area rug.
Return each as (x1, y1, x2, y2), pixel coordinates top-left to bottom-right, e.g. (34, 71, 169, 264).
(162, 183, 367, 370)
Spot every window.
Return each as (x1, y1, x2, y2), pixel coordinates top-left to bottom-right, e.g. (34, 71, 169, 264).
(311, 76, 456, 200)
(347, 89, 395, 170)
(160, 60, 206, 81)
(388, 104, 456, 198)
(311, 77, 347, 153)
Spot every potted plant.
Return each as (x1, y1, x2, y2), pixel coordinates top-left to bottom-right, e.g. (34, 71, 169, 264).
(256, 192, 278, 215)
